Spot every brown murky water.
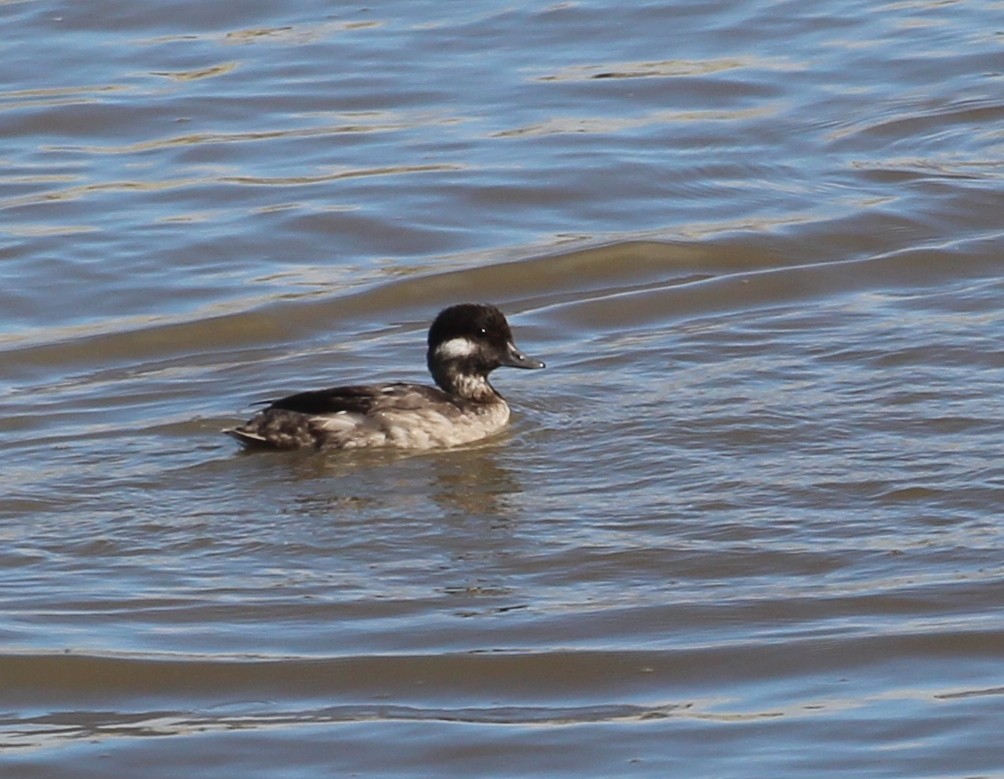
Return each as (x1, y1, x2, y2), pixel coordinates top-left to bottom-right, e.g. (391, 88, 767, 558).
(2, 0, 1003, 776)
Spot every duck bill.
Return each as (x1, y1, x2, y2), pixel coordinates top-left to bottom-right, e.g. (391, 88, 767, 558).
(501, 341, 546, 370)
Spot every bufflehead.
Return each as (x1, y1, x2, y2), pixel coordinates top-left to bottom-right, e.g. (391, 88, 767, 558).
(225, 303, 545, 450)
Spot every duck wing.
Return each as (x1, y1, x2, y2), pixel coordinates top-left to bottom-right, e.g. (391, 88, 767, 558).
(265, 382, 456, 416)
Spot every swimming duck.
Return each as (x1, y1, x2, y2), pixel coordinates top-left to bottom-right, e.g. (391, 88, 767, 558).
(225, 303, 545, 450)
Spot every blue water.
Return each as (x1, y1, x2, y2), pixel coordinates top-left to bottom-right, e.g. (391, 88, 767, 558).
(2, 0, 1003, 776)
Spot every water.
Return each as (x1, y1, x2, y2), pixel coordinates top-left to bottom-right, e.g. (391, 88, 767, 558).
(2, 0, 1003, 776)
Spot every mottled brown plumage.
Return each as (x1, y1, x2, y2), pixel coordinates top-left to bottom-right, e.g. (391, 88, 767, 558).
(225, 304, 544, 450)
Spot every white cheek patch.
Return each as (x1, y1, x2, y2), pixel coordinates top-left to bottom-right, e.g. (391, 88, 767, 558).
(435, 337, 478, 360)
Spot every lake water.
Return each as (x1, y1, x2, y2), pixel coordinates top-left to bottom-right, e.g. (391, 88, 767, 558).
(2, 0, 1003, 776)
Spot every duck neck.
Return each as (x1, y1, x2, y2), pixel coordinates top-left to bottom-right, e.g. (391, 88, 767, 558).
(431, 363, 501, 403)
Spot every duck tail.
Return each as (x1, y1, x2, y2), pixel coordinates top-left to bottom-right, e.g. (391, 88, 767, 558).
(223, 426, 271, 448)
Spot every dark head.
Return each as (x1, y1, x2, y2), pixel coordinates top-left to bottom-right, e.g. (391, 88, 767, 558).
(426, 303, 545, 397)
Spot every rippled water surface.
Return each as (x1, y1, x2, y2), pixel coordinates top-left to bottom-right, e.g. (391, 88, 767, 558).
(2, 0, 1003, 776)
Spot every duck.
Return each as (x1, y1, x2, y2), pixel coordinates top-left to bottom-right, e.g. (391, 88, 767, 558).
(225, 303, 545, 450)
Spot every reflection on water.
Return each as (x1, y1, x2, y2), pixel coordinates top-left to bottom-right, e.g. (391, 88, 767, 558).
(274, 442, 529, 521)
(426, 446, 527, 519)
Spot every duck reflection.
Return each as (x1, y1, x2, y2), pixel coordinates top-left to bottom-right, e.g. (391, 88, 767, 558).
(425, 443, 524, 520)
(269, 435, 527, 524)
